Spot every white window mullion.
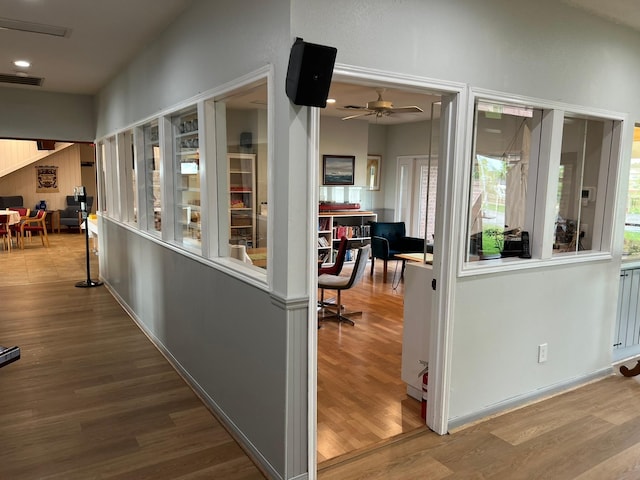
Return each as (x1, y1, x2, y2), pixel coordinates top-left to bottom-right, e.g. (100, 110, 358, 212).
(536, 109, 564, 260)
(159, 116, 173, 243)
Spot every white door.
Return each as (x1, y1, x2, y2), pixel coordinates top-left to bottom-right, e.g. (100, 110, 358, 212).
(395, 155, 437, 240)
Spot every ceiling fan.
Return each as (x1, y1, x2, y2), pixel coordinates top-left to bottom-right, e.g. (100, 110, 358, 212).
(341, 88, 424, 121)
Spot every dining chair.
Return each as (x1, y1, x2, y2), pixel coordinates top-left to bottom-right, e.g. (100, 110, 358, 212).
(9, 207, 30, 248)
(20, 210, 49, 248)
(317, 244, 371, 326)
(0, 214, 12, 252)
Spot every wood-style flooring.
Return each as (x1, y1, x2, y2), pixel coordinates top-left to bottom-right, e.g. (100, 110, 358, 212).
(0, 232, 265, 479)
(317, 263, 424, 462)
(3, 234, 640, 479)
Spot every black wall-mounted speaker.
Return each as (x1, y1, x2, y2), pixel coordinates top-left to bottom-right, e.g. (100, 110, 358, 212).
(286, 37, 337, 108)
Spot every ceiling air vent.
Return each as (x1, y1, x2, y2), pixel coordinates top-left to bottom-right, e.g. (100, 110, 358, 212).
(0, 17, 69, 37)
(0, 73, 43, 87)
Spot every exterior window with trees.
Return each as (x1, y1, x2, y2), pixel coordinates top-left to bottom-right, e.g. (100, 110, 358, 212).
(624, 125, 640, 257)
(467, 101, 542, 261)
(465, 94, 622, 270)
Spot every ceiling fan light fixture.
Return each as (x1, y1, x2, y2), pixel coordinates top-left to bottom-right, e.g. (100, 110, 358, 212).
(13, 59, 31, 68)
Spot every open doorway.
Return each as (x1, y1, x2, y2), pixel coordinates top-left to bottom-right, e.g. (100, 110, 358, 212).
(315, 78, 445, 462)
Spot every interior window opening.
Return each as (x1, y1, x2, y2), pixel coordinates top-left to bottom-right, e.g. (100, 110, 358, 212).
(213, 80, 269, 270)
(172, 106, 202, 254)
(467, 101, 541, 261)
(553, 115, 607, 254)
(140, 120, 161, 233)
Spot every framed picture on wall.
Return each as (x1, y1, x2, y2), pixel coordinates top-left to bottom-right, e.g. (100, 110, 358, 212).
(367, 154, 381, 190)
(323, 155, 355, 185)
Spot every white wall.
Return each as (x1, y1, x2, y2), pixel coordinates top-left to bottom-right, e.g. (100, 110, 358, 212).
(0, 88, 95, 142)
(294, 0, 640, 429)
(319, 116, 368, 185)
(383, 120, 432, 219)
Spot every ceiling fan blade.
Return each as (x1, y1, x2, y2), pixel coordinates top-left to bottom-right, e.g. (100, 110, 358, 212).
(388, 106, 424, 114)
(342, 105, 368, 110)
(341, 111, 375, 121)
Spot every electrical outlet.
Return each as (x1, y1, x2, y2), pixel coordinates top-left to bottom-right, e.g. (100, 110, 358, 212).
(538, 343, 548, 363)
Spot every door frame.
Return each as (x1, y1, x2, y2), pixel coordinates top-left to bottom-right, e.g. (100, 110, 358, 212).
(308, 65, 466, 476)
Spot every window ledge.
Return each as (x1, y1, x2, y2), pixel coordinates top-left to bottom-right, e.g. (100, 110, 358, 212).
(101, 216, 269, 291)
(460, 251, 613, 277)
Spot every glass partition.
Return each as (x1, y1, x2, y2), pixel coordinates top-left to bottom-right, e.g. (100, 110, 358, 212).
(142, 120, 161, 233)
(214, 80, 269, 270)
(172, 107, 201, 253)
(467, 101, 541, 261)
(553, 116, 607, 254)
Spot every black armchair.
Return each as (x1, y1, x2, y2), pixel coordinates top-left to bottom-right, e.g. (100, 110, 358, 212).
(370, 221, 428, 282)
(60, 195, 93, 231)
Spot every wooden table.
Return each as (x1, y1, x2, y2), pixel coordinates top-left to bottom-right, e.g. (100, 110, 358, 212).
(247, 247, 267, 268)
(395, 252, 433, 264)
(393, 252, 433, 284)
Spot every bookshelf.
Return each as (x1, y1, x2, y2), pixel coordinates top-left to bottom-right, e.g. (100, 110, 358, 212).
(318, 211, 377, 265)
(228, 153, 256, 247)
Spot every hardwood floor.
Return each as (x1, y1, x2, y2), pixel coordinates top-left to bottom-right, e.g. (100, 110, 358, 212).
(4, 234, 640, 479)
(0, 232, 265, 479)
(319, 373, 640, 479)
(317, 262, 424, 462)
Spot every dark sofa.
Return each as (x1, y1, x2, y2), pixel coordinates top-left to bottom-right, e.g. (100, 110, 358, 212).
(0, 196, 24, 209)
(370, 221, 431, 281)
(60, 195, 94, 230)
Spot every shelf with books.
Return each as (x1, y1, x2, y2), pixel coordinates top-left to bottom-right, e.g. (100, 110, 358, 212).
(318, 211, 377, 266)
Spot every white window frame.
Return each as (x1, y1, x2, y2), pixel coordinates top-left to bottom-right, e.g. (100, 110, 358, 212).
(459, 88, 625, 277)
(116, 129, 137, 225)
(93, 66, 272, 289)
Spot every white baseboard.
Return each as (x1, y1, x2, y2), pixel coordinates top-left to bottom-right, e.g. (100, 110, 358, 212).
(447, 367, 613, 432)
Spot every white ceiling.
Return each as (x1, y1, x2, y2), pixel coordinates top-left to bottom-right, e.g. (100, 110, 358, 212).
(0, 0, 193, 94)
(0, 0, 638, 124)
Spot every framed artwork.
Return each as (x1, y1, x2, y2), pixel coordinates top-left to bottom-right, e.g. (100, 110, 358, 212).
(323, 155, 355, 185)
(367, 154, 381, 190)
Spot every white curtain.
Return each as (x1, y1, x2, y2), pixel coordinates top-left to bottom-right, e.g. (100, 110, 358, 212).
(505, 123, 530, 231)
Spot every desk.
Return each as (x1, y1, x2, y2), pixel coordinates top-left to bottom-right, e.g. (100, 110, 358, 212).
(395, 252, 434, 264)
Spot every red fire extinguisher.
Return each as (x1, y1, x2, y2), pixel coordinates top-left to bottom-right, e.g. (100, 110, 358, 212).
(419, 361, 428, 420)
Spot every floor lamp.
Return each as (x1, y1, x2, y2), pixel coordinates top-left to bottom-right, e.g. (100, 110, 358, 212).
(74, 186, 103, 288)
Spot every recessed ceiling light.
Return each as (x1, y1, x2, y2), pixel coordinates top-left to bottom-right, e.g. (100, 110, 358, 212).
(13, 60, 31, 68)
(326, 98, 336, 104)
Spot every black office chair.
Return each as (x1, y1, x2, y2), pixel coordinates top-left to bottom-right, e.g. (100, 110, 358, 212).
(318, 244, 370, 326)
